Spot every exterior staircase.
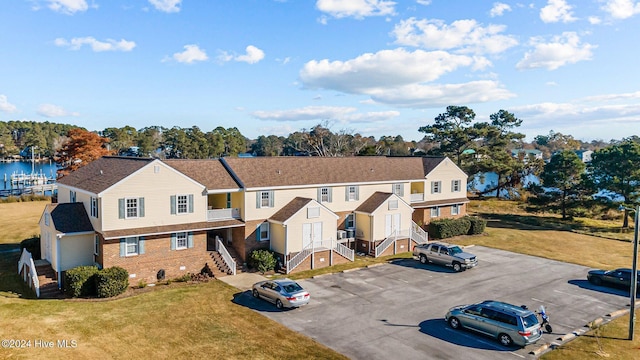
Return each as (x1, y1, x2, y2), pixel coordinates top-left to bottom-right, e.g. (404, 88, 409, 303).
(209, 246, 243, 277)
(35, 262, 62, 299)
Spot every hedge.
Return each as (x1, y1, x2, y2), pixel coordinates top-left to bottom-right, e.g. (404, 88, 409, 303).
(428, 216, 487, 239)
(249, 249, 277, 274)
(65, 266, 99, 297)
(20, 236, 41, 260)
(95, 266, 129, 298)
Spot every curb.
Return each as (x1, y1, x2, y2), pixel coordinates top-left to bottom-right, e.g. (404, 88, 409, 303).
(341, 268, 360, 273)
(366, 263, 385, 268)
(529, 343, 550, 356)
(607, 309, 628, 318)
(312, 273, 334, 279)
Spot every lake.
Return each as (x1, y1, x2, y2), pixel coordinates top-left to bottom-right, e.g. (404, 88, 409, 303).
(0, 160, 59, 191)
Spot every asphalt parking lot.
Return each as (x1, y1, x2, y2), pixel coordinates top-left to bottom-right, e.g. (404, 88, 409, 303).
(235, 246, 632, 359)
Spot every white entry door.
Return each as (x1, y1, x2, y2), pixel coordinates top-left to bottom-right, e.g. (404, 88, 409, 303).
(44, 232, 52, 261)
(302, 222, 323, 249)
(385, 213, 401, 238)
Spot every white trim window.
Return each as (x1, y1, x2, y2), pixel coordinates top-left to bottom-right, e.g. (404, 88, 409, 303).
(307, 207, 320, 218)
(451, 180, 461, 192)
(392, 183, 404, 197)
(430, 207, 440, 218)
(388, 199, 399, 210)
(346, 185, 359, 201)
(70, 190, 76, 203)
(257, 222, 270, 241)
(345, 213, 355, 229)
(257, 191, 274, 208)
(176, 232, 188, 250)
(91, 197, 99, 218)
(125, 237, 138, 256)
(431, 181, 441, 194)
(451, 204, 461, 215)
(319, 187, 331, 203)
(177, 195, 189, 214)
(126, 198, 139, 218)
(44, 212, 50, 226)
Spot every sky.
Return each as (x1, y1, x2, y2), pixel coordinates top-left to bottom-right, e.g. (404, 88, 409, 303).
(1, 0, 640, 143)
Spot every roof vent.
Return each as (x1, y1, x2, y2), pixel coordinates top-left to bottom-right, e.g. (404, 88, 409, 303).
(276, 169, 281, 174)
(100, 170, 103, 175)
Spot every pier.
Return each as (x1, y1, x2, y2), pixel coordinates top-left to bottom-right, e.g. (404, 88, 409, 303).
(0, 184, 57, 198)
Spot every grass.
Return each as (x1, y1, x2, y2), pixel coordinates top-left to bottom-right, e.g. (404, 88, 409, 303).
(0, 200, 46, 246)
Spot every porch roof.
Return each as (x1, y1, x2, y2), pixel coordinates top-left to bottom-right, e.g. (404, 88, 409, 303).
(46, 203, 95, 234)
(101, 219, 245, 240)
(411, 197, 470, 208)
(355, 192, 395, 214)
(269, 197, 314, 223)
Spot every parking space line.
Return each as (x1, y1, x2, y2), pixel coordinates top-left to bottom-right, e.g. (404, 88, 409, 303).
(444, 327, 505, 351)
(509, 351, 525, 358)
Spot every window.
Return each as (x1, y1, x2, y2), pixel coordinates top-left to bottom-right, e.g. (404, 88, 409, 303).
(307, 207, 320, 218)
(257, 191, 274, 208)
(70, 190, 76, 203)
(430, 207, 440, 218)
(318, 187, 332, 203)
(257, 222, 270, 241)
(176, 232, 187, 250)
(451, 204, 461, 215)
(346, 185, 359, 201)
(392, 183, 404, 196)
(345, 213, 355, 229)
(119, 198, 144, 219)
(126, 198, 139, 218)
(44, 212, 50, 226)
(431, 181, 441, 194)
(451, 180, 461, 192)
(94, 235, 100, 256)
(126, 237, 138, 256)
(171, 194, 194, 214)
(226, 193, 232, 208)
(91, 197, 98, 218)
(388, 199, 398, 210)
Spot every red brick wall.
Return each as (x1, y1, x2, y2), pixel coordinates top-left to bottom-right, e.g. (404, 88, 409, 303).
(238, 220, 270, 263)
(412, 203, 467, 227)
(102, 231, 211, 285)
(283, 249, 352, 274)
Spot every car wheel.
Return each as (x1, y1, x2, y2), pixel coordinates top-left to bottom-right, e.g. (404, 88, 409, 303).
(498, 333, 513, 347)
(276, 299, 283, 309)
(448, 317, 461, 329)
(590, 277, 602, 286)
(252, 289, 260, 298)
(420, 254, 428, 264)
(452, 262, 462, 272)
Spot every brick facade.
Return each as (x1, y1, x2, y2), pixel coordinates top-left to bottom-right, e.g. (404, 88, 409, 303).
(102, 231, 212, 285)
(284, 249, 351, 274)
(237, 220, 270, 263)
(412, 203, 467, 228)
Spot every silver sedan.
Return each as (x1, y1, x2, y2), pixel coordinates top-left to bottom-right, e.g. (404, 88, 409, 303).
(252, 279, 310, 309)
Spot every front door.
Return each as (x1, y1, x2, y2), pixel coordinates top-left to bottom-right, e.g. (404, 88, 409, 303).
(44, 232, 52, 262)
(302, 222, 323, 249)
(385, 213, 401, 238)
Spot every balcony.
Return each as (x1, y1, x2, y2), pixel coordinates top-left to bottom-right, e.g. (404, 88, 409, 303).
(207, 208, 241, 221)
(410, 193, 424, 202)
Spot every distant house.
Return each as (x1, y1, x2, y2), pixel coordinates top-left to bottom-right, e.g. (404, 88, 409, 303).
(35, 155, 469, 293)
(511, 149, 543, 162)
(574, 150, 593, 163)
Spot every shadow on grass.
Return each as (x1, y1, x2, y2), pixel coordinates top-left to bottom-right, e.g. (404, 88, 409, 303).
(232, 289, 300, 313)
(0, 251, 34, 299)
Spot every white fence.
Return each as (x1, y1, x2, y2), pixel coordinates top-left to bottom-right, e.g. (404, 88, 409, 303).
(17, 249, 40, 298)
(207, 208, 240, 221)
(374, 222, 429, 257)
(215, 237, 236, 276)
(287, 238, 355, 273)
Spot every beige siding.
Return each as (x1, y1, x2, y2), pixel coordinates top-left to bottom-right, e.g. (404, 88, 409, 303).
(59, 234, 95, 271)
(101, 161, 207, 231)
(270, 223, 286, 255)
(370, 199, 413, 241)
(355, 213, 371, 241)
(284, 206, 338, 254)
(39, 210, 57, 269)
(244, 182, 412, 222)
(231, 192, 244, 219)
(424, 158, 468, 202)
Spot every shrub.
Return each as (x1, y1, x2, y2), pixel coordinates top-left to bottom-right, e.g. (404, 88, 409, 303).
(95, 267, 129, 298)
(20, 235, 41, 260)
(173, 273, 192, 283)
(137, 280, 147, 289)
(65, 266, 99, 297)
(428, 218, 471, 239)
(467, 216, 487, 235)
(249, 249, 277, 274)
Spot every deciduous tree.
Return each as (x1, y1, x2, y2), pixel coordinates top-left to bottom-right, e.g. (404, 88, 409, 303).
(55, 128, 113, 176)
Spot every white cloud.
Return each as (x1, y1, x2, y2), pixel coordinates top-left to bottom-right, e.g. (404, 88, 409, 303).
(368, 81, 515, 108)
(54, 37, 136, 52)
(540, 0, 577, 23)
(300, 48, 476, 93)
(490, 2, 512, 17)
(416, 0, 431, 5)
(169, 44, 208, 64)
(148, 0, 181, 13)
(235, 45, 265, 64)
(316, 0, 396, 19)
(218, 45, 265, 64)
(391, 18, 518, 55)
(588, 16, 602, 24)
(46, 0, 89, 14)
(37, 104, 79, 117)
(601, 0, 640, 19)
(251, 106, 399, 123)
(516, 32, 595, 70)
(0, 95, 18, 113)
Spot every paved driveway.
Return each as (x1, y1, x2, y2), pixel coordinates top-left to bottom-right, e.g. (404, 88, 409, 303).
(235, 246, 631, 359)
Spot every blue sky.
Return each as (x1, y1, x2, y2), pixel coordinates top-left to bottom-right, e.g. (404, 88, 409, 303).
(1, 0, 639, 142)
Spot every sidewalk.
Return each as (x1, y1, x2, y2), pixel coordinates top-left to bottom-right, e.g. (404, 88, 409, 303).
(218, 272, 268, 291)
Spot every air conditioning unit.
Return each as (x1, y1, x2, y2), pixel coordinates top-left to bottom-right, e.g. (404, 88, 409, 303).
(337, 230, 347, 239)
(346, 229, 355, 238)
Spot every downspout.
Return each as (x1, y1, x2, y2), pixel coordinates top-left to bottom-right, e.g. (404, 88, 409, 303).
(56, 235, 62, 289)
(283, 225, 287, 271)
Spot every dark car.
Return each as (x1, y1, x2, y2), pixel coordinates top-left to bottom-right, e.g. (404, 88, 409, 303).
(587, 268, 640, 290)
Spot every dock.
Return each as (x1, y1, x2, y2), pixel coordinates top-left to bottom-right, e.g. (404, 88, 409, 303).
(0, 184, 57, 198)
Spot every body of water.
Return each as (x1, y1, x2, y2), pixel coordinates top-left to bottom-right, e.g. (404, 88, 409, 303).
(0, 160, 59, 191)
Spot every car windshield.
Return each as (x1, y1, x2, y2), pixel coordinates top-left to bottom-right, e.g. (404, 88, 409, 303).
(449, 246, 463, 255)
(282, 283, 303, 293)
(522, 313, 539, 327)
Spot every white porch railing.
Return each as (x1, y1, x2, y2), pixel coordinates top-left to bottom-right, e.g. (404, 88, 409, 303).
(411, 221, 428, 244)
(335, 242, 354, 261)
(286, 247, 313, 274)
(375, 230, 402, 257)
(410, 193, 425, 202)
(17, 249, 40, 298)
(215, 236, 236, 276)
(207, 208, 240, 221)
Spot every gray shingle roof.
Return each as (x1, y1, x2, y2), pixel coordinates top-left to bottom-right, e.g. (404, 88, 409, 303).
(164, 159, 241, 190)
(57, 156, 153, 194)
(269, 197, 314, 223)
(355, 192, 394, 214)
(46, 203, 94, 234)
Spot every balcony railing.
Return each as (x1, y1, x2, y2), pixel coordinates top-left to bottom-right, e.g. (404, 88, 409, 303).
(207, 208, 240, 221)
(410, 193, 424, 202)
